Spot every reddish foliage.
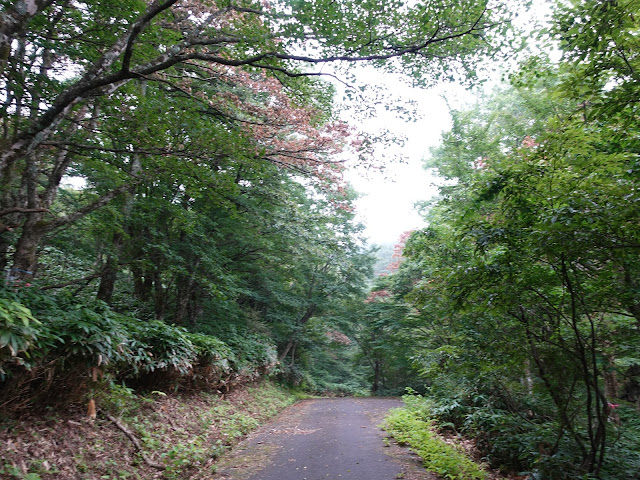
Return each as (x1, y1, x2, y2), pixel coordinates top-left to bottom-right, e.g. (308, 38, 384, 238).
(169, 64, 370, 209)
(385, 230, 414, 273)
(521, 135, 538, 148)
(365, 289, 390, 303)
(325, 330, 352, 345)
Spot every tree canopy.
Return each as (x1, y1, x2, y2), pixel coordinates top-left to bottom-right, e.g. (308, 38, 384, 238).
(0, 0, 519, 404)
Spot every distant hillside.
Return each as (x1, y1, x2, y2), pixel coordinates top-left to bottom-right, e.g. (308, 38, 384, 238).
(372, 242, 395, 277)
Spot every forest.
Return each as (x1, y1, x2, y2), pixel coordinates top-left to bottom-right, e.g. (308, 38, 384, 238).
(0, 0, 639, 479)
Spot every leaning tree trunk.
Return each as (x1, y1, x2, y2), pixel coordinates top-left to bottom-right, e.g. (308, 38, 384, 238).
(7, 105, 89, 282)
(278, 304, 316, 363)
(9, 213, 47, 281)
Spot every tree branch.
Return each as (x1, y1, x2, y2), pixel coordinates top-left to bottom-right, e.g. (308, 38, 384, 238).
(0, 207, 48, 217)
(103, 411, 165, 470)
(122, 0, 179, 73)
(40, 271, 103, 291)
(44, 182, 136, 232)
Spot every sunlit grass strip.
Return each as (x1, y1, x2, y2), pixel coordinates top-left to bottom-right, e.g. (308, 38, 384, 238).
(382, 407, 487, 480)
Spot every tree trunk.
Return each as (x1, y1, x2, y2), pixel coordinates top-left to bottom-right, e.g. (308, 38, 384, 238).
(372, 359, 381, 395)
(623, 263, 640, 327)
(289, 342, 297, 367)
(603, 351, 620, 425)
(94, 147, 140, 303)
(7, 106, 89, 282)
(132, 263, 153, 302)
(153, 269, 166, 321)
(278, 338, 295, 364)
(96, 254, 118, 303)
(278, 304, 316, 363)
(0, 234, 11, 274)
(188, 300, 203, 326)
(9, 214, 46, 281)
(523, 358, 534, 395)
(174, 259, 201, 325)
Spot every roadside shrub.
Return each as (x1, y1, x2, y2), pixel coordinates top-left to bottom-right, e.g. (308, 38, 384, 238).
(0, 295, 40, 379)
(2, 285, 130, 370)
(188, 333, 235, 369)
(1, 286, 133, 408)
(47, 304, 130, 369)
(226, 332, 277, 371)
(185, 333, 235, 389)
(462, 407, 560, 474)
(94, 380, 150, 417)
(124, 319, 197, 375)
(411, 382, 640, 480)
(0, 286, 270, 412)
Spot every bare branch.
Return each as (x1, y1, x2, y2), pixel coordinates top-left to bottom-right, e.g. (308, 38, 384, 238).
(103, 412, 165, 470)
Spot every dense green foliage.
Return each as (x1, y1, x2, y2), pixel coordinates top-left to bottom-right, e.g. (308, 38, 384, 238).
(0, 283, 269, 405)
(375, 1, 640, 478)
(0, 0, 518, 407)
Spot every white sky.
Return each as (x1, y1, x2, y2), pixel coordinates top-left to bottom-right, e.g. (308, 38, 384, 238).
(339, 2, 552, 246)
(342, 71, 472, 245)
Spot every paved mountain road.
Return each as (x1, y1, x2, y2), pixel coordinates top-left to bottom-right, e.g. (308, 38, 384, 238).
(215, 397, 436, 480)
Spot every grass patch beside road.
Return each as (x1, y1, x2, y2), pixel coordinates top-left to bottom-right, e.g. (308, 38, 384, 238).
(382, 395, 488, 480)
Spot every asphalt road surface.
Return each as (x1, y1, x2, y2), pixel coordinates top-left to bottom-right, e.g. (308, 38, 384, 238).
(216, 397, 432, 480)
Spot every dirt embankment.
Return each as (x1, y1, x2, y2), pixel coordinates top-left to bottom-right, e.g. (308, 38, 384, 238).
(0, 381, 297, 480)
